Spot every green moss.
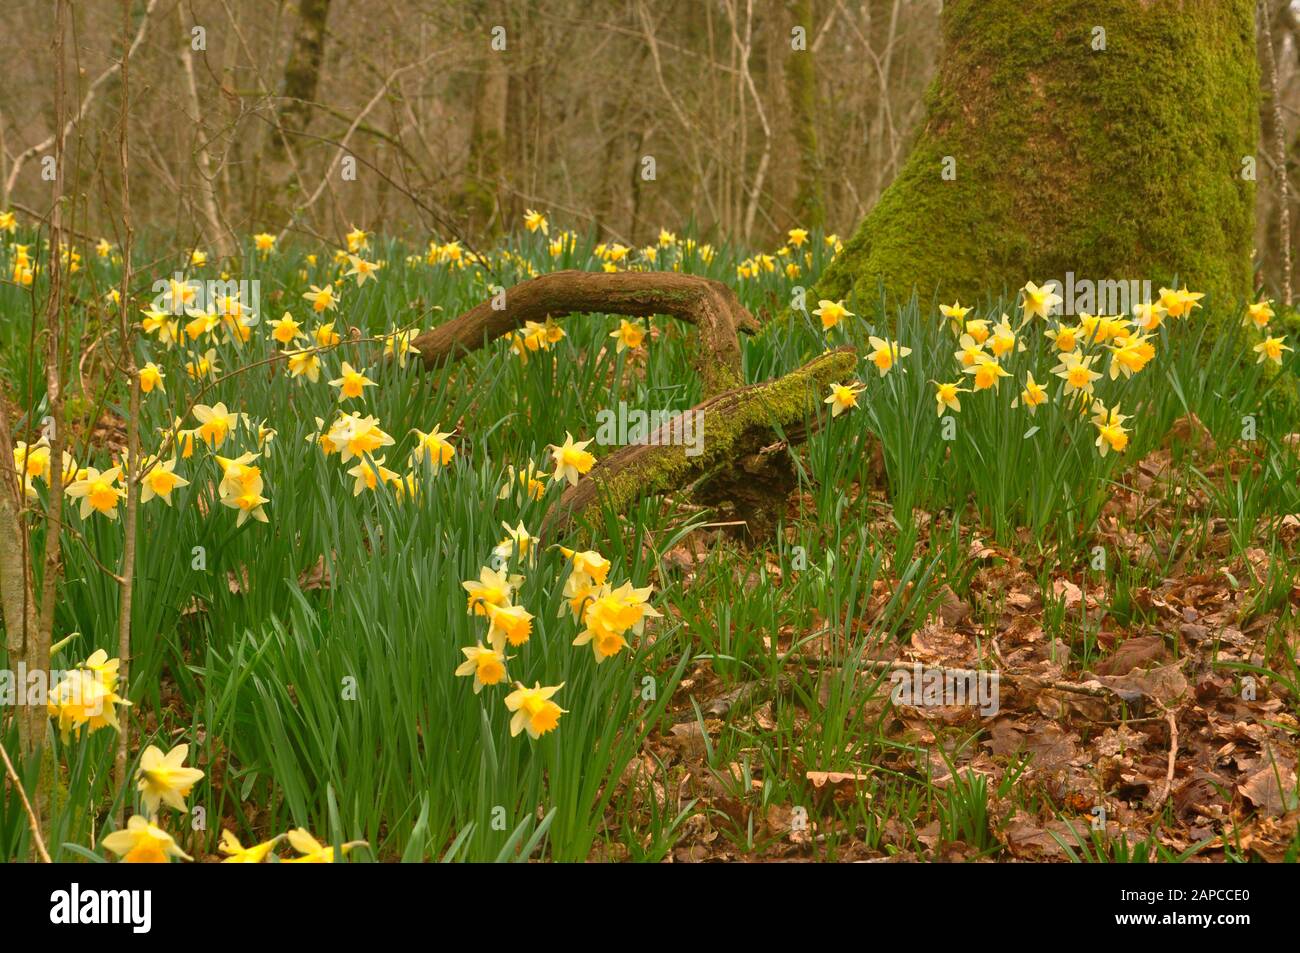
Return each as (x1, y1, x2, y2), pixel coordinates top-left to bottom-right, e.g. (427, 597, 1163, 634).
(569, 349, 857, 529)
(816, 0, 1258, 317)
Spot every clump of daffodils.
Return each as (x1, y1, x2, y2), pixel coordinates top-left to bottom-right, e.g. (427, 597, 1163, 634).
(47, 649, 129, 741)
(455, 535, 658, 738)
(818, 281, 1238, 461)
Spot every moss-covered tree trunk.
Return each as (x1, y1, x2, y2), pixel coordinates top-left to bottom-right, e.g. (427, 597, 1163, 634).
(817, 0, 1258, 311)
(784, 0, 825, 229)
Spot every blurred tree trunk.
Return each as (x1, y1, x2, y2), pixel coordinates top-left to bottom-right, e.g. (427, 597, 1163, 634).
(784, 0, 824, 228)
(818, 0, 1259, 312)
(263, 0, 332, 227)
(456, 0, 509, 237)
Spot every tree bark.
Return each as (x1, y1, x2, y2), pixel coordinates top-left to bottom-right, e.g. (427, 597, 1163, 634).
(411, 270, 761, 398)
(817, 0, 1259, 312)
(264, 0, 332, 226)
(784, 0, 824, 228)
(456, 0, 510, 236)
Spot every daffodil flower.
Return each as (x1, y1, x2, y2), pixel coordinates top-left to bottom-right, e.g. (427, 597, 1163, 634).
(824, 381, 864, 417)
(219, 829, 282, 863)
(610, 319, 646, 353)
(329, 361, 377, 400)
(268, 311, 306, 345)
(136, 744, 205, 816)
(282, 828, 367, 863)
(102, 815, 192, 864)
(140, 457, 189, 506)
(65, 466, 126, 519)
(486, 603, 534, 652)
(303, 284, 338, 313)
(933, 380, 969, 416)
(1019, 372, 1049, 414)
(866, 336, 910, 375)
(1254, 335, 1292, 365)
(812, 299, 852, 330)
(504, 682, 566, 739)
(455, 643, 510, 693)
(548, 432, 595, 486)
(1020, 281, 1063, 323)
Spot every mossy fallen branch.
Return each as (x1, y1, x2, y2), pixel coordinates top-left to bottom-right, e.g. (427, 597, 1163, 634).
(539, 348, 858, 541)
(410, 270, 762, 398)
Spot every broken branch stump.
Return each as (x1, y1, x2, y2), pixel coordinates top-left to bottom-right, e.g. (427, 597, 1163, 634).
(539, 347, 857, 541)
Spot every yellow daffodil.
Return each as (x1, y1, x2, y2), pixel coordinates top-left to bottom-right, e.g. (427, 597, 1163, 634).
(65, 466, 126, 519)
(102, 816, 191, 864)
(382, 328, 420, 368)
(1020, 281, 1063, 322)
(1019, 372, 1049, 414)
(268, 311, 306, 345)
(345, 254, 380, 286)
(1044, 324, 1079, 353)
(219, 829, 282, 863)
(548, 432, 595, 486)
(48, 666, 129, 741)
(345, 226, 369, 253)
(462, 566, 520, 615)
(303, 284, 338, 313)
(485, 603, 534, 652)
(498, 461, 547, 501)
(504, 682, 566, 739)
(282, 828, 367, 863)
(610, 319, 646, 353)
(185, 348, 220, 380)
(136, 744, 205, 815)
(1158, 286, 1203, 319)
(988, 318, 1017, 358)
(347, 455, 400, 494)
(1052, 353, 1103, 397)
(812, 299, 852, 330)
(1244, 299, 1274, 329)
(140, 457, 189, 506)
(933, 380, 969, 416)
(964, 354, 1011, 391)
(455, 643, 509, 693)
(1254, 334, 1292, 365)
(523, 209, 549, 235)
(138, 361, 165, 394)
(410, 426, 456, 471)
(328, 413, 395, 462)
(824, 381, 864, 417)
(193, 402, 242, 448)
(329, 361, 377, 400)
(285, 348, 323, 383)
(940, 301, 972, 332)
(867, 336, 911, 376)
(221, 488, 270, 527)
(1132, 300, 1167, 332)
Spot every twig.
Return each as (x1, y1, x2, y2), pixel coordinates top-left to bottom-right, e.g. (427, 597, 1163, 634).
(2, 0, 160, 203)
(782, 648, 1114, 700)
(0, 739, 51, 862)
(1155, 707, 1179, 810)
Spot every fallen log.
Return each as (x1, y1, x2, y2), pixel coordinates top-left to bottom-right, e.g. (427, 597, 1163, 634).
(539, 347, 857, 541)
(410, 270, 761, 398)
